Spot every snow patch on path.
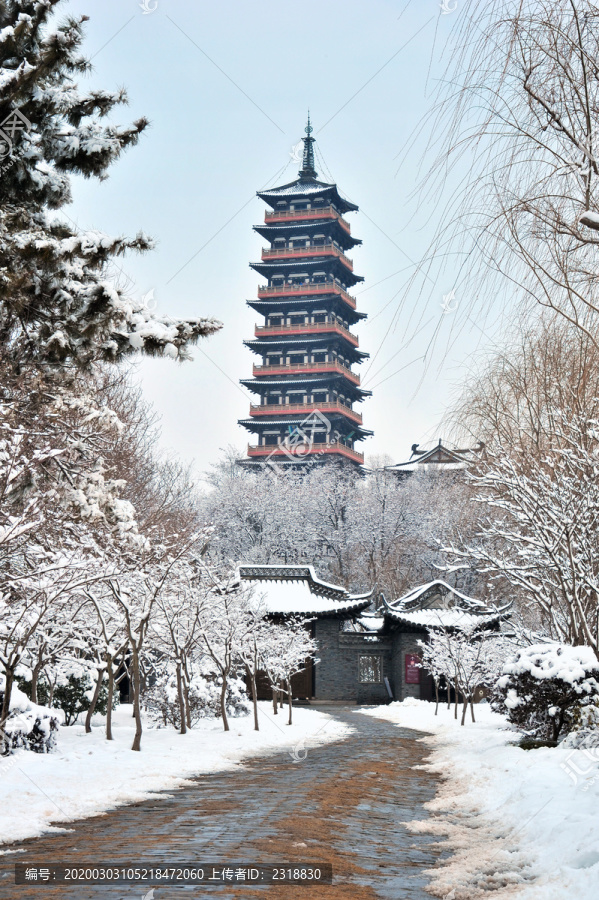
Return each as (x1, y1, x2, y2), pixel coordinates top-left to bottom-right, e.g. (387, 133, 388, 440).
(0, 703, 351, 847)
(361, 699, 599, 899)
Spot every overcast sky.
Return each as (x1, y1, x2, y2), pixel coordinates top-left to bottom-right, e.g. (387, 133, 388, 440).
(62, 0, 503, 475)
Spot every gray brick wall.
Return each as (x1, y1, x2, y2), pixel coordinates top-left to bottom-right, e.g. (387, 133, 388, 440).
(313, 619, 393, 703)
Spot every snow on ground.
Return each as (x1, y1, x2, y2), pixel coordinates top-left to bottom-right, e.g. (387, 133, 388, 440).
(361, 699, 599, 900)
(0, 703, 351, 847)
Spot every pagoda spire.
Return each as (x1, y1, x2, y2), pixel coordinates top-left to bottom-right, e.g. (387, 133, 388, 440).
(299, 112, 317, 179)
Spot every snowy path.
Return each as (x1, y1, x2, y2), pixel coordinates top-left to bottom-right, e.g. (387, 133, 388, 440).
(0, 709, 442, 899)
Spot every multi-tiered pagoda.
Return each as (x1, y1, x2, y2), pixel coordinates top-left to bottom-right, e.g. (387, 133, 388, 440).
(238, 117, 372, 468)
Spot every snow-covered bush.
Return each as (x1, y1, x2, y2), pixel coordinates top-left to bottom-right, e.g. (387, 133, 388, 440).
(492, 643, 599, 742)
(20, 671, 112, 726)
(561, 701, 599, 749)
(145, 672, 250, 729)
(0, 685, 59, 755)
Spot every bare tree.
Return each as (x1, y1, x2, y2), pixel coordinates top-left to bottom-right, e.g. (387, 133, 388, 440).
(448, 316, 599, 457)
(446, 415, 599, 657)
(410, 0, 599, 355)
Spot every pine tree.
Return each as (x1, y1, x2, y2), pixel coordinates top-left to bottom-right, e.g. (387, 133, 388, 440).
(0, 0, 220, 369)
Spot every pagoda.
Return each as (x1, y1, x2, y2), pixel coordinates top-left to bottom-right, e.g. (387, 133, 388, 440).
(238, 116, 372, 468)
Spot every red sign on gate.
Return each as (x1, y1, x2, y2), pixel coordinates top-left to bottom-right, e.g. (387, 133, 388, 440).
(405, 653, 421, 684)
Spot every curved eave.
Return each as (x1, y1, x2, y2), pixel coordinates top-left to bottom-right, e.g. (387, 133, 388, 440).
(381, 589, 511, 630)
(390, 579, 490, 611)
(238, 417, 373, 437)
(268, 597, 371, 619)
(254, 221, 362, 249)
(384, 610, 506, 630)
(246, 298, 367, 321)
(244, 336, 369, 359)
(256, 177, 358, 214)
(250, 258, 364, 286)
(240, 376, 371, 399)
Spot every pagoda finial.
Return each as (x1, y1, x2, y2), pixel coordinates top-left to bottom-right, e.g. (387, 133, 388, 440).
(299, 111, 317, 179)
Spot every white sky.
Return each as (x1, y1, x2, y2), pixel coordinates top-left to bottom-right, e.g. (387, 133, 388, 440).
(62, 0, 504, 474)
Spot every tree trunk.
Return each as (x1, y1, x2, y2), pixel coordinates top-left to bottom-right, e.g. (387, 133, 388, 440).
(470, 697, 476, 723)
(131, 648, 143, 751)
(220, 675, 229, 732)
(130, 661, 136, 716)
(175, 662, 186, 735)
(183, 681, 192, 729)
(434, 679, 439, 716)
(84, 666, 104, 734)
(30, 657, 44, 705)
(272, 688, 278, 715)
(1, 666, 15, 724)
(106, 662, 114, 741)
(454, 677, 459, 720)
(461, 697, 468, 726)
(247, 667, 259, 732)
(182, 661, 192, 729)
(287, 678, 293, 725)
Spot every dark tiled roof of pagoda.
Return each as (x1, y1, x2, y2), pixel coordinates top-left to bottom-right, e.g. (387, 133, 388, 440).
(250, 258, 364, 287)
(240, 376, 372, 399)
(250, 257, 360, 272)
(238, 417, 374, 437)
(246, 297, 367, 321)
(243, 335, 369, 359)
(256, 177, 358, 214)
(254, 221, 362, 248)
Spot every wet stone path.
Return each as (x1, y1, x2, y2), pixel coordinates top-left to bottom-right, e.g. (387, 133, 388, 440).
(0, 709, 444, 899)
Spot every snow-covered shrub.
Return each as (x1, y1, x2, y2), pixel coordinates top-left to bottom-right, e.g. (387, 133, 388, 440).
(20, 671, 112, 726)
(492, 643, 599, 742)
(145, 672, 250, 729)
(223, 676, 252, 719)
(561, 701, 599, 749)
(0, 686, 59, 755)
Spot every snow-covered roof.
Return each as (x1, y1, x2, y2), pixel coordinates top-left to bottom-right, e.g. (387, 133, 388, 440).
(254, 221, 361, 244)
(390, 580, 487, 611)
(238, 418, 374, 437)
(385, 440, 483, 473)
(256, 177, 358, 214)
(387, 461, 468, 474)
(250, 259, 363, 286)
(243, 336, 369, 358)
(241, 375, 361, 387)
(236, 564, 372, 618)
(257, 220, 350, 231)
(247, 297, 367, 320)
(357, 614, 385, 632)
(385, 608, 505, 629)
(259, 180, 337, 197)
(384, 580, 511, 631)
(251, 257, 358, 271)
(240, 376, 370, 397)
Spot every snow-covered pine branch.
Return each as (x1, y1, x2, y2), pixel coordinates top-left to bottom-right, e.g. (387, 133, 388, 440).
(0, 1, 221, 367)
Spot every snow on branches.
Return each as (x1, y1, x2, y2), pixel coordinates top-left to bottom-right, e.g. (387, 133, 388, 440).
(419, 626, 513, 724)
(0, 0, 220, 367)
(445, 414, 599, 657)
(493, 643, 599, 742)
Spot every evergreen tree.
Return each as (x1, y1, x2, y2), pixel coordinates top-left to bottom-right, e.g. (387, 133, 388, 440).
(0, 0, 220, 369)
